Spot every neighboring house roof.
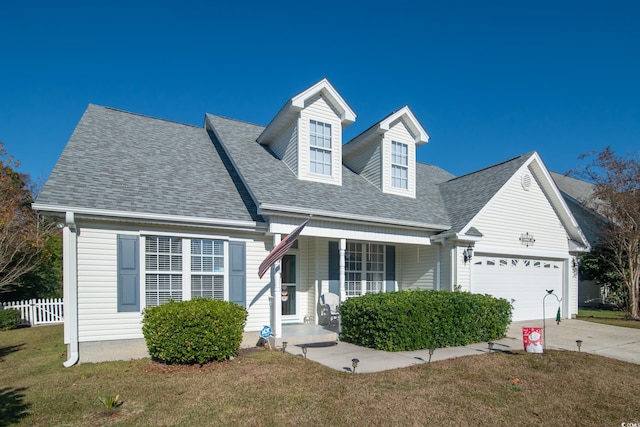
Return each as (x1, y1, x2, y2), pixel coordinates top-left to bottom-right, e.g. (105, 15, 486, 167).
(438, 153, 534, 234)
(551, 172, 607, 245)
(206, 114, 454, 229)
(35, 105, 261, 225)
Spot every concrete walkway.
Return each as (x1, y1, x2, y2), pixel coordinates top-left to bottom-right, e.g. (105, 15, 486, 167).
(284, 319, 640, 373)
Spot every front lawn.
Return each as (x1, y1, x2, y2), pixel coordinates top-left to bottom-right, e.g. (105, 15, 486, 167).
(578, 308, 640, 329)
(1, 325, 640, 426)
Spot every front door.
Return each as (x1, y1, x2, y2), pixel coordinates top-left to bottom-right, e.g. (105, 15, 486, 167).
(281, 254, 298, 321)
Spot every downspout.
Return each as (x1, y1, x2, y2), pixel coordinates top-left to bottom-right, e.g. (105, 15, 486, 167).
(63, 212, 79, 368)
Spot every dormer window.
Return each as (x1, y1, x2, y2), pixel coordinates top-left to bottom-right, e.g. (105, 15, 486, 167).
(391, 141, 408, 189)
(309, 119, 332, 176)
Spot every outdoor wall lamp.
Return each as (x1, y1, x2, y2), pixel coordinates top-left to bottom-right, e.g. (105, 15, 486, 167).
(302, 345, 308, 359)
(428, 347, 436, 363)
(282, 341, 288, 353)
(576, 340, 583, 352)
(351, 358, 359, 373)
(463, 244, 474, 264)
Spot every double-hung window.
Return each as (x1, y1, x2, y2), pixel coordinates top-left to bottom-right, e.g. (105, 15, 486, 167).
(145, 236, 183, 307)
(391, 141, 408, 189)
(345, 242, 385, 297)
(309, 120, 332, 175)
(144, 236, 226, 307)
(191, 239, 224, 300)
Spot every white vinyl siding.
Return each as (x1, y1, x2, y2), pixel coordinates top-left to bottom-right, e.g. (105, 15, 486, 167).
(74, 224, 277, 344)
(398, 245, 438, 290)
(391, 141, 408, 189)
(343, 140, 383, 189)
(270, 120, 298, 172)
(76, 227, 142, 342)
(471, 169, 570, 252)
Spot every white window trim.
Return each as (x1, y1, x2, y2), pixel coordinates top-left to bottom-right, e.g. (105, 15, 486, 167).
(345, 242, 386, 298)
(309, 119, 332, 176)
(391, 140, 409, 190)
(140, 235, 230, 309)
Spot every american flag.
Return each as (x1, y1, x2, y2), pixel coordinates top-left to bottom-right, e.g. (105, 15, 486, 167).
(258, 218, 310, 279)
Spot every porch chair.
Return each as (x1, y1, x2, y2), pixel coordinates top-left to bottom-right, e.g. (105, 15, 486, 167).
(320, 292, 341, 327)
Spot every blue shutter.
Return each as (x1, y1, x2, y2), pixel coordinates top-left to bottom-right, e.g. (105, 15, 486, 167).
(117, 235, 140, 312)
(328, 241, 340, 295)
(229, 241, 246, 307)
(385, 245, 396, 292)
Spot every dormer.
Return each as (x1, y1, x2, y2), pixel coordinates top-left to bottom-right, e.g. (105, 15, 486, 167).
(257, 79, 356, 186)
(343, 106, 429, 198)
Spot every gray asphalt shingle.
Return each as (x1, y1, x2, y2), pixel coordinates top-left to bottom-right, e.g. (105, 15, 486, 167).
(438, 153, 534, 234)
(206, 114, 454, 228)
(36, 105, 259, 223)
(37, 105, 543, 235)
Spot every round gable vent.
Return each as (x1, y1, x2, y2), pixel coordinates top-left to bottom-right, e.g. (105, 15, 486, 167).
(521, 173, 532, 191)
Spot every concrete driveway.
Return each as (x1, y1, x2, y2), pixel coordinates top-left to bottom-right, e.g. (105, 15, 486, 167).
(285, 319, 640, 373)
(507, 319, 640, 365)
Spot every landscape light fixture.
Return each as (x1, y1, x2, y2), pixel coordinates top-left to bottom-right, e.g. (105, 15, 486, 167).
(488, 341, 495, 352)
(463, 245, 474, 264)
(282, 341, 288, 353)
(576, 340, 583, 352)
(428, 347, 436, 363)
(351, 358, 359, 374)
(302, 345, 308, 358)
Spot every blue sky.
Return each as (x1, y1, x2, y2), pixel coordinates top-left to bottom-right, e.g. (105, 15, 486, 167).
(1, 1, 638, 184)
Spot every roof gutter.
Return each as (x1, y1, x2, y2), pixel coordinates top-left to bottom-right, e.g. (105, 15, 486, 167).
(258, 203, 451, 231)
(62, 212, 79, 368)
(32, 204, 267, 232)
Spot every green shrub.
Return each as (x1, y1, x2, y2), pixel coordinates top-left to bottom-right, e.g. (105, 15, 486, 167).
(339, 290, 512, 351)
(0, 308, 21, 330)
(142, 298, 247, 365)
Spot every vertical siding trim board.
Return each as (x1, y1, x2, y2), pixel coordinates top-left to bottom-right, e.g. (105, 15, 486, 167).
(117, 235, 140, 312)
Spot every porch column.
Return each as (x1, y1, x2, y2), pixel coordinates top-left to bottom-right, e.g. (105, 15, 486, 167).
(271, 234, 283, 338)
(339, 238, 346, 301)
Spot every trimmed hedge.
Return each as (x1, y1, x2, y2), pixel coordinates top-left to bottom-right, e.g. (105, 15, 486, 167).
(0, 308, 21, 330)
(142, 298, 247, 365)
(339, 290, 512, 351)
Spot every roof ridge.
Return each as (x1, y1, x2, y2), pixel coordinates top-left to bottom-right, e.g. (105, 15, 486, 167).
(91, 104, 202, 129)
(206, 113, 266, 129)
(445, 151, 535, 182)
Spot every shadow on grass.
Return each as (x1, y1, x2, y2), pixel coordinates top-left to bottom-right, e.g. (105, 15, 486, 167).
(0, 387, 30, 426)
(0, 344, 24, 363)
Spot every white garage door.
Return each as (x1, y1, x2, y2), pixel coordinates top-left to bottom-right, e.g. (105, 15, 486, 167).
(471, 255, 564, 322)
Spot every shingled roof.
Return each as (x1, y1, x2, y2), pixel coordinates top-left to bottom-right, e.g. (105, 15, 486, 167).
(438, 153, 535, 234)
(550, 172, 607, 245)
(206, 114, 453, 229)
(36, 105, 260, 224)
(37, 104, 555, 237)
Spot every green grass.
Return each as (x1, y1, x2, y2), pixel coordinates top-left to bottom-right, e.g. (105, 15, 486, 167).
(578, 308, 640, 329)
(2, 325, 640, 426)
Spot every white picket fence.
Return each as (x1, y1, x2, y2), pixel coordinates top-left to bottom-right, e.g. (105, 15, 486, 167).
(1, 298, 64, 326)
